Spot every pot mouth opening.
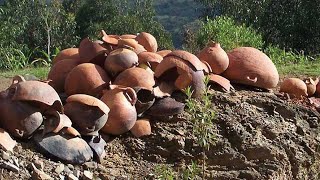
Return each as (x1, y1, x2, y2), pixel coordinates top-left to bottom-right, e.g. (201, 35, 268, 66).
(137, 89, 155, 103)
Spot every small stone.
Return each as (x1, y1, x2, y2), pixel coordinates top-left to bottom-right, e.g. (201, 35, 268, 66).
(83, 170, 93, 180)
(0, 161, 19, 172)
(83, 162, 97, 169)
(73, 170, 80, 178)
(68, 173, 78, 180)
(33, 159, 44, 171)
(31, 163, 53, 180)
(0, 129, 17, 152)
(64, 166, 71, 174)
(2, 151, 10, 160)
(59, 174, 65, 180)
(55, 164, 65, 174)
(67, 164, 74, 170)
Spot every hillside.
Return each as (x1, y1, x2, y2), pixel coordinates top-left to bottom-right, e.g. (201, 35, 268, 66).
(153, 0, 204, 48)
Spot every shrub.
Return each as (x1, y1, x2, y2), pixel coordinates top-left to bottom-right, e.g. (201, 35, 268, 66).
(183, 16, 264, 53)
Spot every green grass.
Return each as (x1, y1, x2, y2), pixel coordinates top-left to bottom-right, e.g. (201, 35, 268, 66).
(0, 66, 50, 80)
(276, 62, 320, 76)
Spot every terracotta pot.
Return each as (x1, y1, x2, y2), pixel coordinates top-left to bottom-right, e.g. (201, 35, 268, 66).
(117, 39, 146, 54)
(157, 50, 172, 57)
(5, 80, 63, 113)
(154, 50, 206, 98)
(47, 58, 81, 93)
(104, 48, 139, 77)
(100, 30, 118, 45)
(64, 94, 110, 136)
(280, 78, 308, 98)
(120, 34, 137, 39)
(130, 119, 151, 138)
(138, 51, 163, 71)
(0, 99, 43, 138)
(43, 110, 72, 135)
(197, 41, 229, 74)
(134, 87, 155, 116)
(222, 47, 279, 89)
(135, 32, 158, 52)
(113, 67, 155, 91)
(79, 38, 107, 64)
(316, 79, 320, 96)
(100, 85, 137, 135)
(304, 77, 319, 96)
(52, 48, 79, 65)
(64, 63, 111, 97)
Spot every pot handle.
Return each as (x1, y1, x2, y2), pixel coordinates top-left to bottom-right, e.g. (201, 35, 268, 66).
(12, 75, 26, 84)
(124, 87, 137, 106)
(246, 76, 258, 83)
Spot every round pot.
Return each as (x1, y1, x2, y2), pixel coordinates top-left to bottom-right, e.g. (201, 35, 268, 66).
(280, 78, 308, 98)
(135, 32, 158, 52)
(52, 48, 79, 65)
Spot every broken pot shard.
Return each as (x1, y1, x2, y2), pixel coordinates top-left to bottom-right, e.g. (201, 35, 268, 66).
(135, 32, 158, 52)
(43, 110, 72, 135)
(304, 77, 319, 97)
(209, 74, 233, 92)
(0, 128, 17, 152)
(130, 119, 151, 138)
(134, 88, 155, 116)
(101, 30, 118, 45)
(33, 132, 93, 164)
(64, 94, 110, 136)
(82, 135, 106, 163)
(6, 80, 63, 113)
(145, 97, 185, 117)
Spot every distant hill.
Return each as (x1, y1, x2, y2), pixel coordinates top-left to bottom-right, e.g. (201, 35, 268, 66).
(153, 0, 204, 48)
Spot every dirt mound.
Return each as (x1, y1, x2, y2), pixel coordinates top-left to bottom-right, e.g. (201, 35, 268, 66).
(1, 89, 320, 179)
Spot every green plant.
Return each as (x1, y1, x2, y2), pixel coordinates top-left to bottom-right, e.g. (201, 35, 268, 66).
(184, 76, 216, 179)
(0, 47, 32, 69)
(155, 164, 176, 180)
(154, 161, 201, 180)
(183, 16, 264, 53)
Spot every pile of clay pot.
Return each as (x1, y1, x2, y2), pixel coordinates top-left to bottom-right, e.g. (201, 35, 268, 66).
(280, 77, 320, 110)
(0, 30, 280, 165)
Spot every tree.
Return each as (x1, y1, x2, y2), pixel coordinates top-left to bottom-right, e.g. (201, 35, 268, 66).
(195, 0, 320, 54)
(76, 0, 174, 49)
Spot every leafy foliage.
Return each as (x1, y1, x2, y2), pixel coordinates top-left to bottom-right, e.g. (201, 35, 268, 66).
(195, 0, 320, 55)
(183, 16, 264, 53)
(76, 0, 174, 49)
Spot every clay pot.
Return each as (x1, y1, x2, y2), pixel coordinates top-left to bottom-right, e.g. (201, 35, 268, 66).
(130, 119, 151, 138)
(5, 80, 63, 112)
(104, 48, 139, 77)
(134, 87, 155, 116)
(222, 47, 279, 89)
(52, 48, 79, 65)
(79, 38, 107, 65)
(0, 100, 43, 138)
(154, 50, 206, 98)
(64, 94, 110, 136)
(197, 41, 229, 74)
(43, 110, 72, 135)
(64, 63, 111, 97)
(304, 77, 319, 96)
(47, 58, 81, 93)
(118, 39, 146, 54)
(280, 78, 308, 98)
(157, 50, 172, 57)
(138, 51, 163, 71)
(317, 80, 320, 96)
(113, 67, 155, 91)
(82, 135, 106, 163)
(100, 85, 137, 135)
(135, 32, 158, 52)
(100, 30, 118, 45)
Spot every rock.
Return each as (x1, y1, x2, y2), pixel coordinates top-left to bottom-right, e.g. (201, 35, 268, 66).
(55, 163, 65, 174)
(68, 173, 78, 180)
(1, 151, 10, 160)
(33, 159, 44, 171)
(0, 161, 19, 172)
(31, 163, 52, 180)
(64, 166, 71, 174)
(67, 164, 74, 170)
(83, 170, 93, 180)
(73, 170, 80, 178)
(0, 128, 17, 152)
(83, 162, 97, 169)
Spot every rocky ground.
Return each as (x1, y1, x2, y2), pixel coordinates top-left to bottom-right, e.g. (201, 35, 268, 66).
(1, 77, 320, 179)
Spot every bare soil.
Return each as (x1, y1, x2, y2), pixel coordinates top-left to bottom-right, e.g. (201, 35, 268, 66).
(1, 77, 320, 179)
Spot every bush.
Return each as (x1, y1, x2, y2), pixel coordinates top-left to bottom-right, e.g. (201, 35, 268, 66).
(183, 16, 264, 53)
